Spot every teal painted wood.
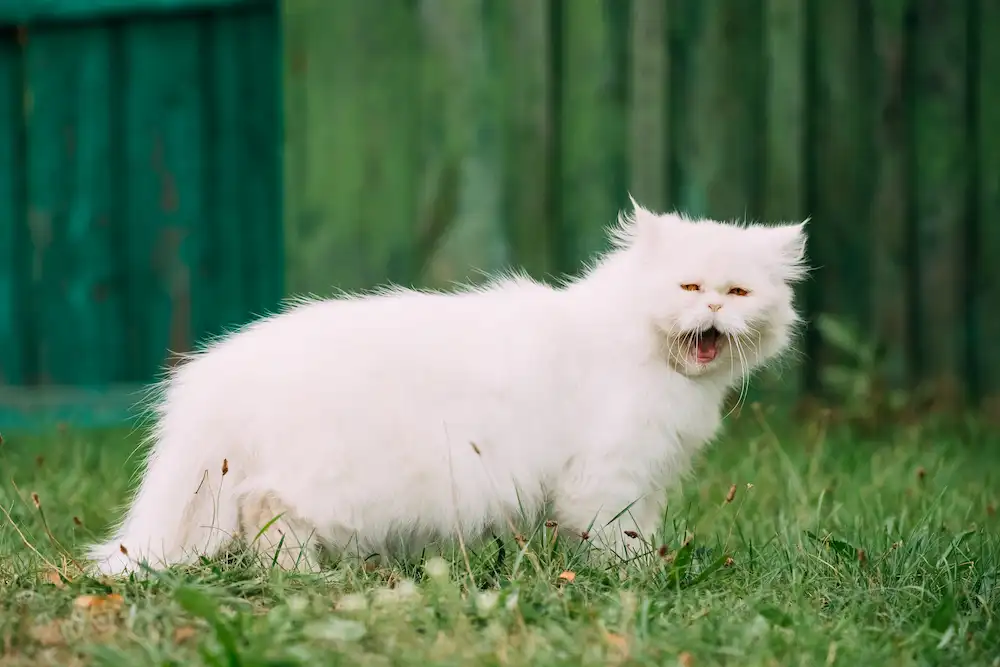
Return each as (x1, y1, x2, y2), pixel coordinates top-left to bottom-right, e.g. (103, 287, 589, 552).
(557, 0, 629, 273)
(0, 0, 264, 24)
(122, 17, 205, 379)
(232, 10, 283, 317)
(0, 384, 146, 433)
(0, 32, 26, 385)
(0, 1, 283, 429)
(26, 25, 125, 386)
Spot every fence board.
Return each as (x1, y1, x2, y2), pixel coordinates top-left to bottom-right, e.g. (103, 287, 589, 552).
(869, 0, 912, 390)
(754, 0, 806, 400)
(557, 0, 628, 271)
(419, 0, 506, 287)
(0, 33, 25, 385)
(628, 0, 667, 213)
(122, 17, 205, 378)
(911, 0, 969, 405)
(232, 10, 282, 314)
(202, 14, 246, 337)
(25, 26, 125, 386)
(976, 0, 1000, 411)
(806, 0, 873, 388)
(492, 0, 553, 279)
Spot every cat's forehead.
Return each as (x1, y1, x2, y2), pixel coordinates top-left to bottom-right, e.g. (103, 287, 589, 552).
(668, 230, 774, 280)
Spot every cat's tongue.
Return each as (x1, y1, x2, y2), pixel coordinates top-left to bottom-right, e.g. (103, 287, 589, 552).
(696, 331, 719, 363)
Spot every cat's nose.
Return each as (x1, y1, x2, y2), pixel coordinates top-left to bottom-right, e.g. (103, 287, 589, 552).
(707, 303, 722, 312)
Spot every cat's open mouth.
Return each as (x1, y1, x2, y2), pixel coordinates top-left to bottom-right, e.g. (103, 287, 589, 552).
(685, 327, 724, 364)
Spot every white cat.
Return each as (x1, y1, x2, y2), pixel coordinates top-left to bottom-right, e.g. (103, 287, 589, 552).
(88, 200, 808, 575)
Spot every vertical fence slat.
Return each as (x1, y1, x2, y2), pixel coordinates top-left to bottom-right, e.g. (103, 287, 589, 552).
(493, 0, 553, 278)
(234, 8, 282, 313)
(749, 0, 806, 401)
(123, 17, 205, 378)
(806, 0, 872, 388)
(0, 32, 25, 385)
(976, 0, 1000, 413)
(911, 0, 969, 405)
(419, 0, 506, 287)
(558, 0, 628, 272)
(870, 1, 912, 390)
(628, 0, 667, 212)
(283, 1, 420, 294)
(202, 13, 246, 338)
(674, 0, 765, 221)
(25, 26, 124, 385)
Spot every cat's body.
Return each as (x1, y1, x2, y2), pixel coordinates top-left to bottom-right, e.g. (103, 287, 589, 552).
(88, 201, 808, 575)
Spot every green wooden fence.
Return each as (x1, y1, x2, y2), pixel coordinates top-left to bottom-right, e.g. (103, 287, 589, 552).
(284, 0, 1000, 413)
(0, 0, 283, 428)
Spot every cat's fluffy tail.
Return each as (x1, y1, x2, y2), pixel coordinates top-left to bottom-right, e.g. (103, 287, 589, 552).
(87, 396, 239, 576)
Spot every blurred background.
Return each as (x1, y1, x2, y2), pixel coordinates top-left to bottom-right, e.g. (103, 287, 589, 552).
(0, 0, 996, 430)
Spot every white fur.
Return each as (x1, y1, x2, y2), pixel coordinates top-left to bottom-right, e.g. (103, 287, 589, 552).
(88, 200, 808, 575)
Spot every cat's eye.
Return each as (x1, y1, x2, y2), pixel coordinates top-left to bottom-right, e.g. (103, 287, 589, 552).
(728, 287, 750, 296)
(680, 283, 700, 292)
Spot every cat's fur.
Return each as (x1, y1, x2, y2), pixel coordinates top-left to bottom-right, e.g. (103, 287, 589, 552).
(88, 200, 808, 575)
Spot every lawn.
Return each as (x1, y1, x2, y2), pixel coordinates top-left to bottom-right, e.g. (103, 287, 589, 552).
(1, 407, 997, 666)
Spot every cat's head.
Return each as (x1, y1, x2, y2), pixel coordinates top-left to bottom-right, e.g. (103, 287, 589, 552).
(610, 199, 808, 381)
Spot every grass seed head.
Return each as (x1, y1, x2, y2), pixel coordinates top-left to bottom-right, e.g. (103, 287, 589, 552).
(31, 492, 40, 509)
(221, 458, 229, 476)
(73, 516, 83, 527)
(624, 530, 639, 539)
(119, 544, 129, 556)
(545, 520, 557, 528)
(725, 484, 737, 503)
(916, 466, 926, 482)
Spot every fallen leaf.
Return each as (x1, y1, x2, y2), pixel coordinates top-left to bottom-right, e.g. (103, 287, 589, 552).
(557, 571, 576, 583)
(74, 594, 124, 612)
(604, 631, 627, 651)
(173, 626, 197, 643)
(43, 570, 66, 589)
(29, 621, 65, 646)
(678, 651, 695, 667)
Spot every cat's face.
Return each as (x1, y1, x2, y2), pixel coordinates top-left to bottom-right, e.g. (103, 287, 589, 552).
(618, 204, 807, 381)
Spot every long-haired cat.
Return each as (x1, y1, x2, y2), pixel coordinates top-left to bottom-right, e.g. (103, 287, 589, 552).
(88, 200, 808, 575)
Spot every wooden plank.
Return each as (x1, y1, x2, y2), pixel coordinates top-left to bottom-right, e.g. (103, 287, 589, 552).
(752, 0, 807, 402)
(235, 7, 282, 313)
(804, 0, 873, 390)
(869, 0, 912, 390)
(557, 0, 629, 273)
(672, 0, 765, 220)
(976, 0, 1000, 413)
(282, 0, 419, 295)
(24, 25, 125, 386)
(203, 7, 282, 338)
(201, 14, 245, 337)
(418, 0, 506, 288)
(0, 31, 27, 386)
(122, 16, 205, 379)
(490, 0, 553, 279)
(0, 0, 267, 24)
(910, 0, 969, 406)
(628, 0, 667, 213)
(0, 384, 145, 433)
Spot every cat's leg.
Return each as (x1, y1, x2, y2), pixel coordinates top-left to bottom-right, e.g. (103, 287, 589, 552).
(552, 469, 664, 559)
(241, 494, 322, 573)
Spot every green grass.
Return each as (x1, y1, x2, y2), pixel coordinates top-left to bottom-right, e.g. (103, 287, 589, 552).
(1, 409, 998, 666)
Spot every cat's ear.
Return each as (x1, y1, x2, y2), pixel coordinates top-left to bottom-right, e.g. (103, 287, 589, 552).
(762, 220, 809, 281)
(609, 195, 683, 250)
